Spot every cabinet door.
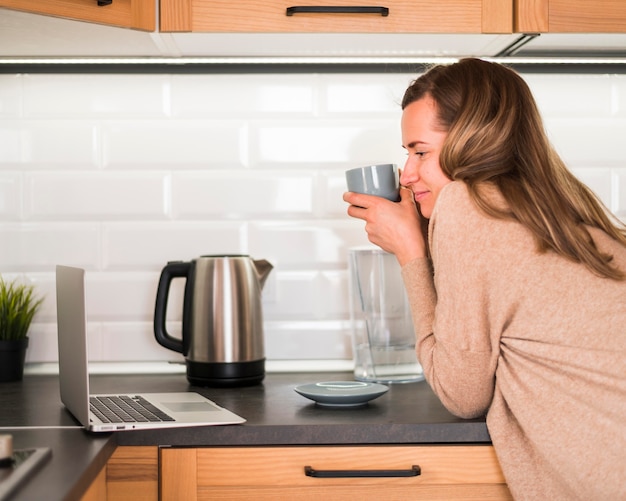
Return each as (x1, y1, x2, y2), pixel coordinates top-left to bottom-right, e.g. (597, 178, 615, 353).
(81, 466, 106, 501)
(516, 0, 626, 32)
(160, 445, 513, 501)
(0, 0, 155, 31)
(106, 446, 158, 501)
(160, 0, 512, 34)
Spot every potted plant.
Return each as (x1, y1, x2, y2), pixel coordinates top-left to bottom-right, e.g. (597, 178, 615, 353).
(0, 277, 44, 382)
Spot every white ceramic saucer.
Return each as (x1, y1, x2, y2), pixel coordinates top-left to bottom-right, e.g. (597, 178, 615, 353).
(294, 381, 389, 408)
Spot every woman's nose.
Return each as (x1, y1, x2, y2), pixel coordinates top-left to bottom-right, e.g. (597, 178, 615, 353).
(400, 158, 417, 185)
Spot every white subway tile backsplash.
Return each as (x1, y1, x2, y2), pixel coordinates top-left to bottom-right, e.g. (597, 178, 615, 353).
(20, 121, 98, 166)
(0, 122, 22, 162)
(614, 75, 626, 116)
(254, 120, 400, 165)
(171, 74, 317, 115)
(263, 271, 321, 319)
(24, 323, 58, 363)
(102, 119, 248, 167)
(87, 272, 159, 321)
(172, 170, 315, 218)
(102, 221, 247, 269)
(544, 117, 626, 168)
(525, 74, 613, 117)
(0, 75, 21, 117)
(0, 172, 21, 220)
(265, 321, 353, 360)
(1, 68, 625, 367)
(323, 73, 410, 114)
(0, 222, 99, 271)
(24, 171, 169, 219)
(100, 323, 180, 362)
(319, 270, 350, 318)
(249, 220, 370, 269)
(22, 74, 170, 117)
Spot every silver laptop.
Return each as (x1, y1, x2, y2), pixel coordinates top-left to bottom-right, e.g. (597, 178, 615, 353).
(55, 265, 246, 432)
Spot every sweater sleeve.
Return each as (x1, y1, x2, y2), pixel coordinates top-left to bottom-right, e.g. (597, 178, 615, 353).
(401, 182, 500, 419)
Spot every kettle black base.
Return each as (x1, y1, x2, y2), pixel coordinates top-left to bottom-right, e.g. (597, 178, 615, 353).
(186, 359, 265, 387)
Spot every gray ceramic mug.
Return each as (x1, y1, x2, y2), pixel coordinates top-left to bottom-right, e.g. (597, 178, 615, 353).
(345, 164, 400, 202)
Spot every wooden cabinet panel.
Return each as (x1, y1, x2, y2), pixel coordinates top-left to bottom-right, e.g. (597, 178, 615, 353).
(106, 446, 158, 501)
(160, 0, 513, 34)
(191, 484, 512, 500)
(482, 0, 514, 34)
(160, 445, 513, 501)
(516, 0, 626, 32)
(159, 447, 199, 501)
(515, 0, 548, 32)
(81, 466, 107, 501)
(0, 0, 155, 31)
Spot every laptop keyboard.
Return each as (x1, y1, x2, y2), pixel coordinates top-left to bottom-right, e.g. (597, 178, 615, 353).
(90, 395, 175, 423)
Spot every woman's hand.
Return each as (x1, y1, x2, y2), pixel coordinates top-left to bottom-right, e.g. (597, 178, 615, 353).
(343, 186, 427, 266)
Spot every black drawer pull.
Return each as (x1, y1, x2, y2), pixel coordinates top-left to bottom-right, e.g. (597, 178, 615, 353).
(286, 6, 389, 16)
(304, 465, 420, 478)
(97, 0, 113, 5)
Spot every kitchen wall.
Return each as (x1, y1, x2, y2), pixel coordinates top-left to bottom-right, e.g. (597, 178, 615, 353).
(1, 66, 626, 371)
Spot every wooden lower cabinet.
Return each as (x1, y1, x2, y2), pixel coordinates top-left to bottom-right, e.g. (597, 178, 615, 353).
(106, 446, 159, 501)
(95, 444, 511, 500)
(81, 466, 107, 501)
(160, 445, 513, 501)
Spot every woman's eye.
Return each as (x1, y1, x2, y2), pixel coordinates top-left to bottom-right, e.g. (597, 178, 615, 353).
(404, 150, 426, 157)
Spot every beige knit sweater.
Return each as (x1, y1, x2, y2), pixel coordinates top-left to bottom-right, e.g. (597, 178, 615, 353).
(401, 181, 626, 501)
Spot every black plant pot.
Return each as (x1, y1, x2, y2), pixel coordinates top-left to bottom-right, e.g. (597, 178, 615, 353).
(0, 337, 29, 382)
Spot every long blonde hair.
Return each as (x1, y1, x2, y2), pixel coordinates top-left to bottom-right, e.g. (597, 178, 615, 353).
(402, 58, 626, 280)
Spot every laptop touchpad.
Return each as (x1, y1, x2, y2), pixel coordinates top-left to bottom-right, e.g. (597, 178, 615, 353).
(163, 402, 219, 412)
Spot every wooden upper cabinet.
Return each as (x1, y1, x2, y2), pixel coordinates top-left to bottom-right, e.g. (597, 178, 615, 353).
(516, 0, 626, 33)
(160, 0, 513, 34)
(0, 0, 155, 31)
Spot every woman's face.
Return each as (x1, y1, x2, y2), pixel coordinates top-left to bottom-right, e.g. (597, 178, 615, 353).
(400, 96, 452, 219)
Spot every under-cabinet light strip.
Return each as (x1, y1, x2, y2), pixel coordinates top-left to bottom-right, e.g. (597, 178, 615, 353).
(0, 56, 625, 66)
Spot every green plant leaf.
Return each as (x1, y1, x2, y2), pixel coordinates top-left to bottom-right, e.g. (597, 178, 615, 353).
(0, 277, 44, 341)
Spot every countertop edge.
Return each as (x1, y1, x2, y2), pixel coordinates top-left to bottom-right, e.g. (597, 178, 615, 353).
(65, 435, 117, 501)
(115, 422, 492, 447)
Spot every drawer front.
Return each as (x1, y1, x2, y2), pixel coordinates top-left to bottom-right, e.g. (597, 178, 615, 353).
(161, 0, 509, 33)
(194, 445, 507, 486)
(161, 445, 513, 500)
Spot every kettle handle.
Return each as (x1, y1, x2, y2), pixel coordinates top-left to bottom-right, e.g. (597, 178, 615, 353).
(154, 261, 189, 353)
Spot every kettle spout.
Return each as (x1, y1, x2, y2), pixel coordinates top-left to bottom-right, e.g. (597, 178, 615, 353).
(253, 259, 273, 288)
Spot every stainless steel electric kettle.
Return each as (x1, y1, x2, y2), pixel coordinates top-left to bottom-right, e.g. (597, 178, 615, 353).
(154, 255, 273, 387)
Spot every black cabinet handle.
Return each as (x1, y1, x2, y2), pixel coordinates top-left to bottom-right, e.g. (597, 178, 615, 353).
(286, 6, 389, 16)
(304, 465, 420, 478)
(97, 0, 112, 5)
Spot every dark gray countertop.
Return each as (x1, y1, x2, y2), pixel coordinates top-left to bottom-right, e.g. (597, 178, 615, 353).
(0, 371, 490, 500)
(0, 429, 114, 501)
(108, 372, 491, 446)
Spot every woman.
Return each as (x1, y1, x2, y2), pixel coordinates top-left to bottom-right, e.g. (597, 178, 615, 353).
(344, 58, 626, 501)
